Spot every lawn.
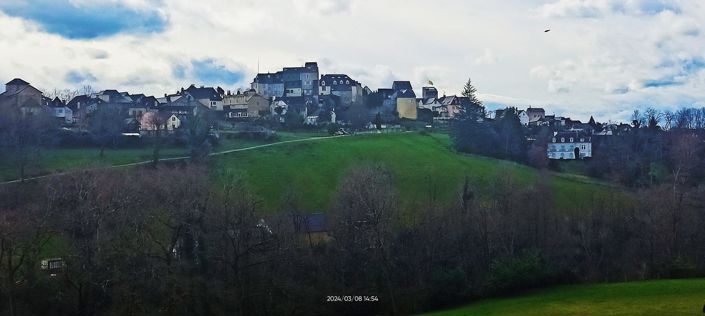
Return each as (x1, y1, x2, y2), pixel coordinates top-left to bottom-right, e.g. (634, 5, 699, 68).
(212, 132, 621, 214)
(0, 131, 326, 181)
(421, 279, 705, 316)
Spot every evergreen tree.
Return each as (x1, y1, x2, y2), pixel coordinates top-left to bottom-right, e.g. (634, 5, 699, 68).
(461, 78, 482, 106)
(451, 77, 495, 156)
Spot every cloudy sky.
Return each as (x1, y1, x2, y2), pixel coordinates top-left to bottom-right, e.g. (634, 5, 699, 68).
(0, 0, 703, 121)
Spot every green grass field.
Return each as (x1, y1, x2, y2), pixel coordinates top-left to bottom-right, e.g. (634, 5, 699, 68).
(422, 279, 705, 316)
(212, 132, 624, 214)
(0, 131, 325, 181)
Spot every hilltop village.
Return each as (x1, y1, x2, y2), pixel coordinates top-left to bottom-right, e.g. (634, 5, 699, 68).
(0, 62, 637, 161)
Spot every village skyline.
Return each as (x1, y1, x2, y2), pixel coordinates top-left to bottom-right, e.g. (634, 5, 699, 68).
(0, 0, 703, 122)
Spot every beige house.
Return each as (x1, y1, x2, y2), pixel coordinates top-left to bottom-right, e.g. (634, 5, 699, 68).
(0, 78, 46, 115)
(223, 89, 270, 119)
(140, 112, 182, 133)
(396, 93, 418, 120)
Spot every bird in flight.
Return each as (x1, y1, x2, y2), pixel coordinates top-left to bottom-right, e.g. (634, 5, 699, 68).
(544, 29, 551, 33)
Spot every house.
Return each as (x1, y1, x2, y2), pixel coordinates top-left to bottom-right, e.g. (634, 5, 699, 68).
(422, 86, 439, 100)
(547, 131, 592, 160)
(40, 258, 65, 277)
(0, 78, 46, 115)
(223, 89, 271, 120)
(418, 97, 441, 111)
(391, 81, 417, 120)
(526, 107, 545, 124)
(292, 213, 329, 245)
(518, 110, 529, 125)
(185, 85, 224, 110)
(435, 95, 470, 119)
(95, 90, 133, 104)
(67, 95, 106, 126)
(252, 62, 319, 101)
(271, 99, 289, 117)
(365, 89, 399, 123)
(251, 72, 285, 98)
(139, 112, 182, 133)
(46, 97, 73, 124)
(127, 94, 159, 118)
(395, 89, 417, 120)
(304, 115, 319, 125)
(276, 96, 309, 116)
(319, 74, 363, 107)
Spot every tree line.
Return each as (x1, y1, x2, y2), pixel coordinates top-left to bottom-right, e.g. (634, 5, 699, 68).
(450, 78, 705, 188)
(2, 162, 704, 316)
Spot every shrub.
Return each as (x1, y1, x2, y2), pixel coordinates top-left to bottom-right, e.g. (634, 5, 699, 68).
(427, 267, 468, 308)
(488, 251, 555, 294)
(327, 123, 342, 135)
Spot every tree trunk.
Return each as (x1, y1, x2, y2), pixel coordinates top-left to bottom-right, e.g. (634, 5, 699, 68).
(6, 248, 16, 316)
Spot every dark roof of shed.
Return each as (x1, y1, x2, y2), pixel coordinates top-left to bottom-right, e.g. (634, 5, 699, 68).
(294, 213, 327, 233)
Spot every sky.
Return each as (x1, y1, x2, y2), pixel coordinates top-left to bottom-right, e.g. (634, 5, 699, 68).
(0, 0, 704, 122)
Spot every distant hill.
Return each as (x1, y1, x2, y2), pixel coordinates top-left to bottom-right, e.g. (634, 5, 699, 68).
(212, 133, 627, 214)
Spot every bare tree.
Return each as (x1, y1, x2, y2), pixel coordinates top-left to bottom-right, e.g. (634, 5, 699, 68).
(330, 165, 399, 315)
(142, 112, 169, 166)
(88, 104, 124, 157)
(0, 107, 55, 181)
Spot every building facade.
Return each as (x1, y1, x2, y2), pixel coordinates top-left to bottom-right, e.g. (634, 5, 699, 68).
(547, 131, 592, 160)
(223, 89, 271, 119)
(0, 78, 45, 115)
(319, 74, 363, 107)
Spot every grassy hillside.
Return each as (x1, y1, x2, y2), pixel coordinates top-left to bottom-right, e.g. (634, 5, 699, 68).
(421, 279, 705, 316)
(0, 131, 323, 181)
(213, 133, 625, 214)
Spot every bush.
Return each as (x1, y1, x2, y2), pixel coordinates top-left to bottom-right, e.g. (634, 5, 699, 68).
(427, 267, 468, 308)
(488, 251, 555, 294)
(669, 256, 697, 279)
(327, 123, 342, 135)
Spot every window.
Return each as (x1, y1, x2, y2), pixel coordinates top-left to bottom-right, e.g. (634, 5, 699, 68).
(48, 260, 62, 270)
(346, 80, 350, 84)
(570, 138, 574, 142)
(580, 138, 585, 142)
(333, 80, 337, 85)
(243, 112, 248, 117)
(561, 138, 565, 142)
(172, 116, 176, 121)
(321, 81, 326, 86)
(552, 137, 556, 143)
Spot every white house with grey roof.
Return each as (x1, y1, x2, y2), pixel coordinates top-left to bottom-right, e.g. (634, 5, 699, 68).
(547, 131, 592, 160)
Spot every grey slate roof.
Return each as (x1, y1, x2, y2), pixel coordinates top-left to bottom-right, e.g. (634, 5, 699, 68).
(253, 73, 283, 84)
(185, 85, 223, 101)
(392, 81, 413, 91)
(6, 78, 29, 86)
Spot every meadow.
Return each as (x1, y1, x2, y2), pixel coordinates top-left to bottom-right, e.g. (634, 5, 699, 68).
(422, 279, 705, 316)
(212, 132, 625, 214)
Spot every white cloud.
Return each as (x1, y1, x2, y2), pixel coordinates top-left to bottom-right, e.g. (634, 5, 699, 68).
(474, 49, 498, 65)
(295, 0, 353, 15)
(536, 0, 681, 18)
(0, 0, 704, 121)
